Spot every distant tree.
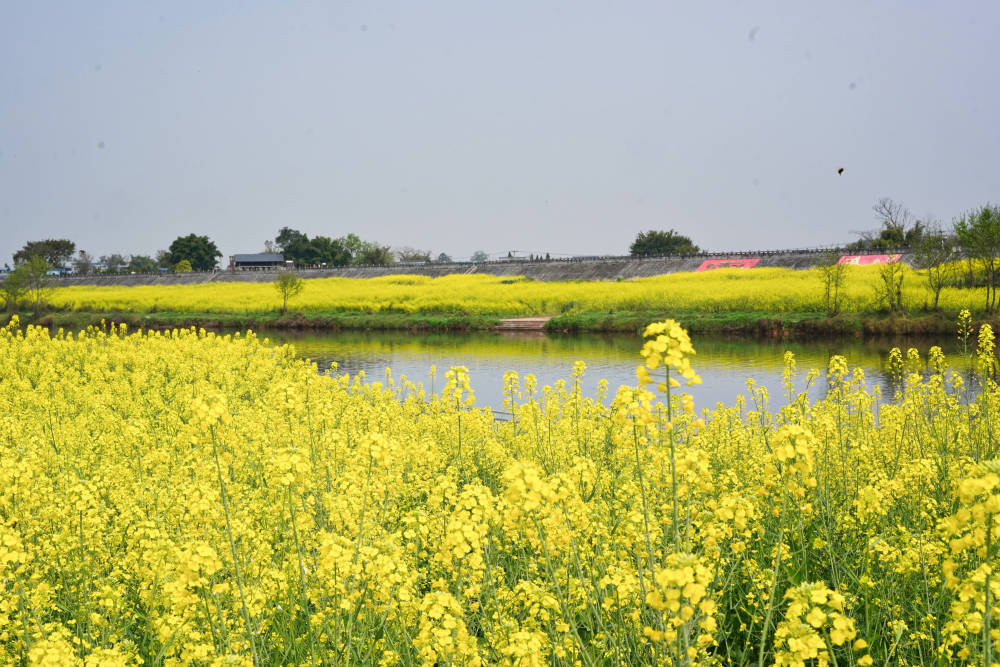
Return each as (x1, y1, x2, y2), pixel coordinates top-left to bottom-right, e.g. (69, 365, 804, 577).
(337, 233, 364, 259)
(816, 250, 848, 317)
(127, 255, 158, 273)
(954, 204, 1000, 312)
(395, 247, 432, 262)
(167, 234, 221, 271)
(275, 227, 308, 253)
(155, 250, 172, 270)
(849, 198, 924, 250)
(629, 230, 700, 256)
(173, 259, 193, 273)
(72, 250, 94, 276)
(0, 268, 27, 312)
(470, 251, 489, 263)
(281, 236, 315, 267)
(436, 253, 453, 263)
(13, 239, 76, 267)
(274, 229, 395, 267)
(912, 223, 957, 310)
(310, 236, 351, 267)
(100, 253, 128, 273)
(22, 256, 52, 310)
(263, 240, 279, 254)
(274, 271, 305, 314)
(354, 241, 394, 266)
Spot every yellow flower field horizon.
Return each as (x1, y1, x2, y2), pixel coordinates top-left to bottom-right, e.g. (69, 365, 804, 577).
(39, 265, 991, 317)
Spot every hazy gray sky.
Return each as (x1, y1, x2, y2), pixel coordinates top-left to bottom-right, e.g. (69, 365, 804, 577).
(1, 1, 998, 265)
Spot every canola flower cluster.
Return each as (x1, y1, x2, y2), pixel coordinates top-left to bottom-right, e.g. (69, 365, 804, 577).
(2, 315, 1000, 665)
(41, 266, 989, 317)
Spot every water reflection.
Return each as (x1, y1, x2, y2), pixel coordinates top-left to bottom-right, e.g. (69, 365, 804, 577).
(263, 330, 978, 411)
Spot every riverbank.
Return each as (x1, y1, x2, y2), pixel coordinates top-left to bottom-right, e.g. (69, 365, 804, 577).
(8, 308, 995, 338)
(545, 310, 993, 336)
(12, 310, 501, 333)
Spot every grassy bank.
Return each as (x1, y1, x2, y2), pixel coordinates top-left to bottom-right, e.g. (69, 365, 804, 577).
(545, 309, 1000, 336)
(12, 309, 502, 333)
(9, 307, 998, 338)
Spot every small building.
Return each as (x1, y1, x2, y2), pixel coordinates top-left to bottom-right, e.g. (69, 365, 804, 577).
(228, 253, 286, 270)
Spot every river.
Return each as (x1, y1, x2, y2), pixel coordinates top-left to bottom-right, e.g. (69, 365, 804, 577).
(263, 330, 976, 412)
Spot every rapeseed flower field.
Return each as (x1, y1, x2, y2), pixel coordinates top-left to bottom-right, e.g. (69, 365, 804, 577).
(43, 266, 987, 316)
(2, 314, 1000, 665)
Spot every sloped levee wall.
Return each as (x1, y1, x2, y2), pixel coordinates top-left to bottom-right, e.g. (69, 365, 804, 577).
(51, 250, 915, 287)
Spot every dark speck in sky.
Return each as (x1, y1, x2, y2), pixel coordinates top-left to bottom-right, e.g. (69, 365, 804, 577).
(360, 24, 368, 32)
(748, 26, 759, 42)
(97, 141, 105, 149)
(94, 64, 102, 72)
(849, 81, 857, 90)
(837, 167, 844, 175)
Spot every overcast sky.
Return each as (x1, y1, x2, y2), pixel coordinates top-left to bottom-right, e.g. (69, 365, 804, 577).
(1, 1, 998, 265)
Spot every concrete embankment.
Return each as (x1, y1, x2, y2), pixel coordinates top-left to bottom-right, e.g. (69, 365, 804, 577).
(52, 250, 915, 288)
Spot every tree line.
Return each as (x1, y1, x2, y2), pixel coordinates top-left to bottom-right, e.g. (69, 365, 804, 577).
(816, 199, 1000, 314)
(4, 235, 224, 276)
(270, 228, 481, 267)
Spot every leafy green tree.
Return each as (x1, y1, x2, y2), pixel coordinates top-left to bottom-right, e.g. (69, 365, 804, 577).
(275, 227, 308, 254)
(167, 234, 221, 271)
(127, 255, 158, 273)
(273, 228, 394, 267)
(954, 204, 1000, 312)
(13, 239, 76, 267)
(277, 230, 319, 267)
(155, 250, 172, 270)
(309, 236, 352, 267)
(275, 228, 355, 267)
(629, 230, 700, 256)
(173, 259, 193, 273)
(470, 251, 489, 263)
(436, 253, 453, 263)
(274, 271, 305, 314)
(353, 241, 394, 266)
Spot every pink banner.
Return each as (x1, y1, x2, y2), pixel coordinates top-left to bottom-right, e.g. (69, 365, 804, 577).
(837, 254, 902, 266)
(696, 258, 761, 272)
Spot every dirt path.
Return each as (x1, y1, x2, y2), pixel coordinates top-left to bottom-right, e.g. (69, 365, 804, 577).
(492, 317, 551, 332)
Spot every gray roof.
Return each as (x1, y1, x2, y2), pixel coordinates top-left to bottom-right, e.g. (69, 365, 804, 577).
(231, 253, 284, 262)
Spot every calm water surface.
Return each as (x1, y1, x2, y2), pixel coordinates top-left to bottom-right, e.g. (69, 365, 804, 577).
(264, 330, 973, 412)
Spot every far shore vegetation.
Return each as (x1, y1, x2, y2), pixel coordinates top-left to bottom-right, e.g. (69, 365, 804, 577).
(5, 259, 1000, 338)
(3, 200, 999, 337)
